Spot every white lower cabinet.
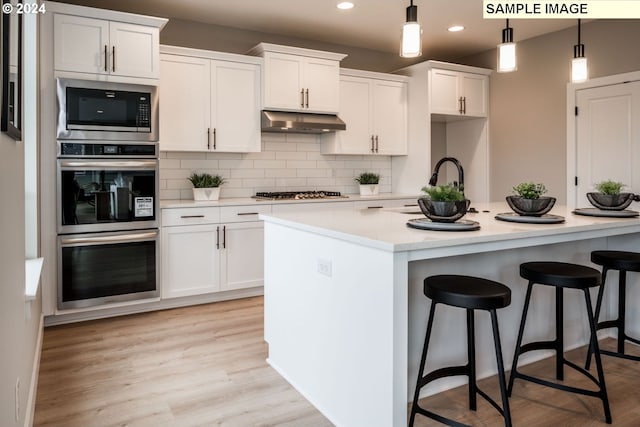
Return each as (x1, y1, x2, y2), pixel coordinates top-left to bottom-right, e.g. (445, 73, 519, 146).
(161, 205, 268, 299)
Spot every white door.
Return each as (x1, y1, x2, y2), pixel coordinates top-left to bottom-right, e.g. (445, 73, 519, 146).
(109, 22, 160, 78)
(159, 55, 211, 151)
(373, 80, 407, 155)
(219, 222, 264, 291)
(430, 69, 460, 115)
(303, 57, 340, 113)
(54, 14, 109, 74)
(460, 74, 488, 117)
(263, 53, 304, 111)
(575, 81, 640, 208)
(211, 61, 261, 153)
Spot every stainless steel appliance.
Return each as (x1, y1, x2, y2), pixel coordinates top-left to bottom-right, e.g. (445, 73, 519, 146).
(253, 190, 347, 200)
(56, 78, 158, 141)
(57, 141, 160, 309)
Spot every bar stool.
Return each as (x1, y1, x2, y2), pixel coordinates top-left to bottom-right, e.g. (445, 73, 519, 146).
(586, 250, 640, 368)
(409, 275, 512, 427)
(507, 262, 612, 424)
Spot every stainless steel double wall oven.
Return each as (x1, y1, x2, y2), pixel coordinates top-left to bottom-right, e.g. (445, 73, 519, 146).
(56, 78, 160, 309)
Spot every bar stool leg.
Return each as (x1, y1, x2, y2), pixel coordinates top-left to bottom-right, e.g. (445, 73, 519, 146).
(586, 268, 609, 370)
(508, 281, 534, 396)
(555, 287, 564, 381)
(409, 302, 437, 427)
(583, 288, 613, 424)
(467, 309, 477, 411)
(617, 270, 627, 354)
(490, 309, 512, 427)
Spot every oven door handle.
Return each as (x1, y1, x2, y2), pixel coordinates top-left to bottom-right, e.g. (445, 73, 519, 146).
(60, 231, 158, 246)
(58, 160, 158, 169)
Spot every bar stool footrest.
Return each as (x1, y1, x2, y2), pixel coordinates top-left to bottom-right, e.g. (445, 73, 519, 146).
(420, 365, 469, 388)
(518, 340, 557, 355)
(601, 349, 640, 362)
(412, 405, 472, 427)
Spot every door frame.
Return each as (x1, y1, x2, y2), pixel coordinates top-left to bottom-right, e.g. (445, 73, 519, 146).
(566, 70, 640, 208)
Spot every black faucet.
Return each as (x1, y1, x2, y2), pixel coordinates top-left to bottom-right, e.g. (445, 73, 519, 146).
(428, 157, 465, 194)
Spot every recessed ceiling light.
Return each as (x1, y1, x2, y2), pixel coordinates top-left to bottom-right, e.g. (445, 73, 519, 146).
(337, 2, 354, 10)
(448, 25, 465, 32)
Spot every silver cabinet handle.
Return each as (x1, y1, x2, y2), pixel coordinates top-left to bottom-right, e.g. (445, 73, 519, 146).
(367, 206, 383, 209)
(222, 225, 226, 249)
(462, 96, 467, 114)
(237, 212, 259, 216)
(104, 45, 108, 72)
(375, 135, 379, 153)
(216, 226, 220, 249)
(371, 135, 375, 153)
(404, 204, 418, 207)
(305, 89, 309, 108)
(180, 215, 205, 219)
(300, 88, 305, 108)
(213, 128, 217, 150)
(458, 97, 463, 114)
(207, 128, 210, 149)
(112, 46, 116, 72)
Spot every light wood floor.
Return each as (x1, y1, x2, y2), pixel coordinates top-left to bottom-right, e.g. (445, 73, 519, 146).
(34, 297, 640, 427)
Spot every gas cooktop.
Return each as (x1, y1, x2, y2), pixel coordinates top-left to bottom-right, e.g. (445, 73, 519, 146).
(253, 191, 347, 201)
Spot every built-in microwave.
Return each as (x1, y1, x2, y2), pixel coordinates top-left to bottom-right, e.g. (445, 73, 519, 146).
(56, 78, 158, 141)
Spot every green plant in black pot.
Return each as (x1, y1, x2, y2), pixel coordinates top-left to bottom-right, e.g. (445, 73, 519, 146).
(507, 182, 555, 216)
(418, 184, 469, 222)
(587, 180, 635, 210)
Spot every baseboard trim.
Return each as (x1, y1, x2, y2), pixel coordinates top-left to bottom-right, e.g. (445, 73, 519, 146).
(24, 313, 44, 427)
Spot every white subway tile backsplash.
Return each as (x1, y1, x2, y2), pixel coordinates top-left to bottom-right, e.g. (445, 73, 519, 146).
(159, 133, 392, 200)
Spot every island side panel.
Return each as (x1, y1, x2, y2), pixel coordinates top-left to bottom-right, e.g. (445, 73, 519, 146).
(263, 222, 408, 427)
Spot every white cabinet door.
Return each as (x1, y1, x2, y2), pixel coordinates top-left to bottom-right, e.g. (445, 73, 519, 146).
(211, 61, 261, 153)
(304, 57, 340, 113)
(219, 222, 264, 291)
(54, 14, 159, 78)
(430, 69, 488, 117)
(162, 224, 220, 298)
(109, 22, 160, 78)
(159, 54, 211, 151)
(372, 80, 407, 155)
(575, 81, 640, 208)
(54, 14, 109, 74)
(430, 69, 460, 115)
(263, 52, 304, 111)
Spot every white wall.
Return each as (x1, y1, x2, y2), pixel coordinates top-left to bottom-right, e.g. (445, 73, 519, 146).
(160, 133, 392, 200)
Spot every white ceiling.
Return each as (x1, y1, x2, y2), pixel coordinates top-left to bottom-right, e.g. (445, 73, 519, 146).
(62, 0, 580, 60)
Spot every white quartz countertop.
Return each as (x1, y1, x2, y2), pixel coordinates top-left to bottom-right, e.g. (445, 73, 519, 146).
(160, 193, 420, 209)
(260, 202, 640, 254)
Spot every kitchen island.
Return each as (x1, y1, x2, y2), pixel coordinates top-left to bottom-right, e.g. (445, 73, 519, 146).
(260, 202, 640, 427)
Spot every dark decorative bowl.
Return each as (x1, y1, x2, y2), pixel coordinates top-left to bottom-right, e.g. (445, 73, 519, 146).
(506, 196, 556, 217)
(417, 198, 470, 223)
(586, 192, 635, 211)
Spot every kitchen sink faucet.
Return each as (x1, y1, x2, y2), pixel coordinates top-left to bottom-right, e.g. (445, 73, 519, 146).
(428, 157, 465, 194)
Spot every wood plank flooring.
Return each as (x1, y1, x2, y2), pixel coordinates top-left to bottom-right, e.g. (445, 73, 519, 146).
(34, 297, 640, 426)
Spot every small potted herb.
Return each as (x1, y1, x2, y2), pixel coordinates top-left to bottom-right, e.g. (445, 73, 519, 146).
(188, 172, 226, 201)
(506, 182, 555, 216)
(418, 183, 469, 222)
(587, 180, 636, 210)
(355, 172, 381, 196)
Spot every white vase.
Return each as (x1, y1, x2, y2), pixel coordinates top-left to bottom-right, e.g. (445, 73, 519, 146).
(192, 187, 220, 201)
(359, 184, 379, 197)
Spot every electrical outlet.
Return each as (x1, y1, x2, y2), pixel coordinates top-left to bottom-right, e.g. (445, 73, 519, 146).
(15, 378, 19, 421)
(317, 259, 332, 277)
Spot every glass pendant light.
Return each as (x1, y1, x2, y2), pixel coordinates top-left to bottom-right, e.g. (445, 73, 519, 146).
(400, 0, 422, 58)
(497, 19, 516, 73)
(571, 19, 588, 83)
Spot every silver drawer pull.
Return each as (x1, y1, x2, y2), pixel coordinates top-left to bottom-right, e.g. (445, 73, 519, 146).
(404, 204, 418, 207)
(180, 215, 205, 218)
(367, 206, 383, 209)
(237, 212, 259, 216)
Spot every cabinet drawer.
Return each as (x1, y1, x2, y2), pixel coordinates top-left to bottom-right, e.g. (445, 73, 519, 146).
(162, 207, 220, 226)
(355, 198, 418, 210)
(220, 205, 272, 223)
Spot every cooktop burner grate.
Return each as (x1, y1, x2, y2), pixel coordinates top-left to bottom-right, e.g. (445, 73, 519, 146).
(254, 191, 344, 200)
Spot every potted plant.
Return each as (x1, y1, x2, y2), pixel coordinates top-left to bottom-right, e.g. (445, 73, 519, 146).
(355, 172, 381, 196)
(418, 184, 469, 222)
(188, 172, 226, 201)
(586, 180, 637, 210)
(506, 182, 555, 216)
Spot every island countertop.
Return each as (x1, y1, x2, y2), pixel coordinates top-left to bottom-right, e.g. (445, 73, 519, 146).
(260, 202, 640, 253)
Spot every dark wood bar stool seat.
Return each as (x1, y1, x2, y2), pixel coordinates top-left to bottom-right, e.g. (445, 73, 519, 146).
(409, 275, 512, 427)
(586, 250, 640, 367)
(508, 261, 612, 424)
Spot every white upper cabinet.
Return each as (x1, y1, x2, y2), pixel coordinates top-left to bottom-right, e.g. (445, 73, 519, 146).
(321, 70, 408, 155)
(249, 43, 346, 114)
(54, 14, 160, 79)
(159, 47, 261, 153)
(430, 66, 489, 117)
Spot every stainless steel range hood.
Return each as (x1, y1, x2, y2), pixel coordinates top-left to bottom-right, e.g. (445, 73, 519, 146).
(261, 110, 346, 134)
